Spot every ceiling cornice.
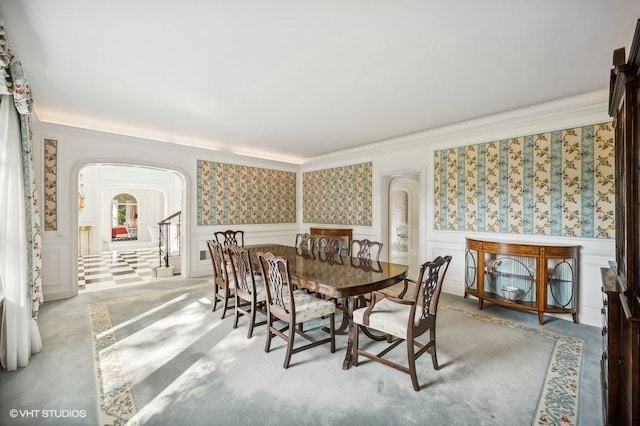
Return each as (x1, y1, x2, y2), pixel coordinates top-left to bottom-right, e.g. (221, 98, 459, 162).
(302, 89, 610, 168)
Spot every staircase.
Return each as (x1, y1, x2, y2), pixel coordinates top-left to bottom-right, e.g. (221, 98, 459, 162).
(157, 211, 181, 276)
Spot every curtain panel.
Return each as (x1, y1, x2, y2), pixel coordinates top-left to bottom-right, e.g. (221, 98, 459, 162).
(0, 24, 43, 370)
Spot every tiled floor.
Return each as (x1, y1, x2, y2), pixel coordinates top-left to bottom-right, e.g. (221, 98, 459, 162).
(79, 248, 160, 292)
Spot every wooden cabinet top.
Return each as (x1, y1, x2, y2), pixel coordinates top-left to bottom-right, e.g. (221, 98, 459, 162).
(466, 237, 579, 256)
(310, 227, 353, 238)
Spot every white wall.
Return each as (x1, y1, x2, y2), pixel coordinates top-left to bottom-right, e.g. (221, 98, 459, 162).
(34, 89, 613, 326)
(79, 163, 175, 252)
(33, 123, 299, 301)
(301, 89, 613, 327)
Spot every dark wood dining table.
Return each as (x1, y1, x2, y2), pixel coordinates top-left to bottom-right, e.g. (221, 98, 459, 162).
(246, 244, 409, 369)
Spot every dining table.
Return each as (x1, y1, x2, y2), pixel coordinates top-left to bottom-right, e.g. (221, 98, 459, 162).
(246, 244, 409, 369)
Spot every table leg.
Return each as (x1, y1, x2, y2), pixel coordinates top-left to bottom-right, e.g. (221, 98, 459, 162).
(323, 299, 349, 335)
(342, 296, 356, 370)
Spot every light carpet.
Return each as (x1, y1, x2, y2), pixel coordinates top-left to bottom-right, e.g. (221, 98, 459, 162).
(88, 284, 582, 426)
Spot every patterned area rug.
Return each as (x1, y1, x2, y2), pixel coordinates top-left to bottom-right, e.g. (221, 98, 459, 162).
(442, 305, 582, 425)
(88, 285, 582, 425)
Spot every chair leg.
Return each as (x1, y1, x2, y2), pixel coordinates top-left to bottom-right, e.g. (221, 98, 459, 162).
(265, 316, 273, 353)
(352, 324, 360, 366)
(233, 297, 240, 329)
(247, 299, 257, 339)
(430, 328, 439, 370)
(330, 313, 336, 353)
(220, 289, 230, 319)
(212, 286, 219, 312)
(283, 320, 295, 369)
(407, 338, 420, 392)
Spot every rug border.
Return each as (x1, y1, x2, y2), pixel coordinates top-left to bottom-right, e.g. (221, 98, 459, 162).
(88, 282, 210, 426)
(440, 303, 583, 426)
(88, 288, 582, 426)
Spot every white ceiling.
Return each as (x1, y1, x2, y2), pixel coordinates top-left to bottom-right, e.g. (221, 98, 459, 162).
(1, 1, 639, 163)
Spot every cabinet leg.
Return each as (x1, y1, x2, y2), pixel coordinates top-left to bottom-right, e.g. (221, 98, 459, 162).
(572, 312, 578, 324)
(478, 299, 483, 310)
(538, 312, 544, 325)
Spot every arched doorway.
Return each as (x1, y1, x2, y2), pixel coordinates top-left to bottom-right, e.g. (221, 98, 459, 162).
(388, 173, 421, 279)
(76, 163, 186, 292)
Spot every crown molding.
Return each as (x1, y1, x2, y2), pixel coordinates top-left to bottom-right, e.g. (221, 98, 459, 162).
(303, 89, 610, 167)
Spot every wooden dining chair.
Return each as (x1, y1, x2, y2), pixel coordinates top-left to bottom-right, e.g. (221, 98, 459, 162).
(351, 239, 383, 261)
(317, 236, 347, 256)
(256, 251, 336, 369)
(351, 255, 452, 391)
(228, 245, 267, 338)
(214, 229, 245, 248)
(345, 239, 385, 338)
(295, 232, 315, 253)
(207, 240, 235, 319)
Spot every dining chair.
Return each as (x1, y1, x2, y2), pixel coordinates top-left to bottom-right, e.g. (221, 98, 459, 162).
(351, 255, 452, 391)
(227, 245, 267, 338)
(207, 240, 235, 319)
(295, 232, 315, 253)
(256, 251, 336, 369)
(348, 239, 385, 338)
(317, 236, 347, 256)
(214, 229, 245, 248)
(351, 239, 383, 261)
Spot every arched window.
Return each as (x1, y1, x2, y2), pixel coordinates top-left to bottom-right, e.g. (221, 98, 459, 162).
(111, 193, 138, 240)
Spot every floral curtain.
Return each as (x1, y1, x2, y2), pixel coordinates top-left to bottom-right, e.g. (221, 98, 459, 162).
(0, 23, 43, 370)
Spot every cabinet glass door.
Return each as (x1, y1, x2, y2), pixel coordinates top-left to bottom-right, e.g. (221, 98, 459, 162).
(465, 248, 478, 291)
(484, 254, 536, 305)
(546, 258, 576, 310)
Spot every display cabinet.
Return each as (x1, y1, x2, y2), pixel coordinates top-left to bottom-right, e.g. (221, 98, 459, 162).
(465, 237, 579, 325)
(600, 18, 640, 426)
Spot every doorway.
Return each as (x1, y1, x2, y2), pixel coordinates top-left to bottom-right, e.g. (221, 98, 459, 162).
(388, 173, 421, 279)
(76, 163, 185, 292)
(111, 193, 138, 241)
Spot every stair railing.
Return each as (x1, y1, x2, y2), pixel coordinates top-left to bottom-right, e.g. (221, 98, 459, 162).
(158, 210, 181, 269)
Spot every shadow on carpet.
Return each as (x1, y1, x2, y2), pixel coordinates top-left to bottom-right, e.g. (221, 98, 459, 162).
(88, 284, 582, 426)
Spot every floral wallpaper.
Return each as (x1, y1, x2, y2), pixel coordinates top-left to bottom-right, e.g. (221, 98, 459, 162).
(303, 162, 372, 225)
(434, 122, 615, 238)
(197, 160, 296, 225)
(44, 138, 57, 231)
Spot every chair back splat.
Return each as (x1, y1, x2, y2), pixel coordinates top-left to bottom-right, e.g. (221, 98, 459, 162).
(207, 240, 235, 319)
(317, 235, 347, 256)
(351, 239, 383, 261)
(295, 232, 315, 255)
(257, 251, 336, 369)
(214, 229, 245, 248)
(260, 253, 291, 318)
(414, 255, 451, 335)
(227, 245, 266, 338)
(352, 255, 452, 391)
